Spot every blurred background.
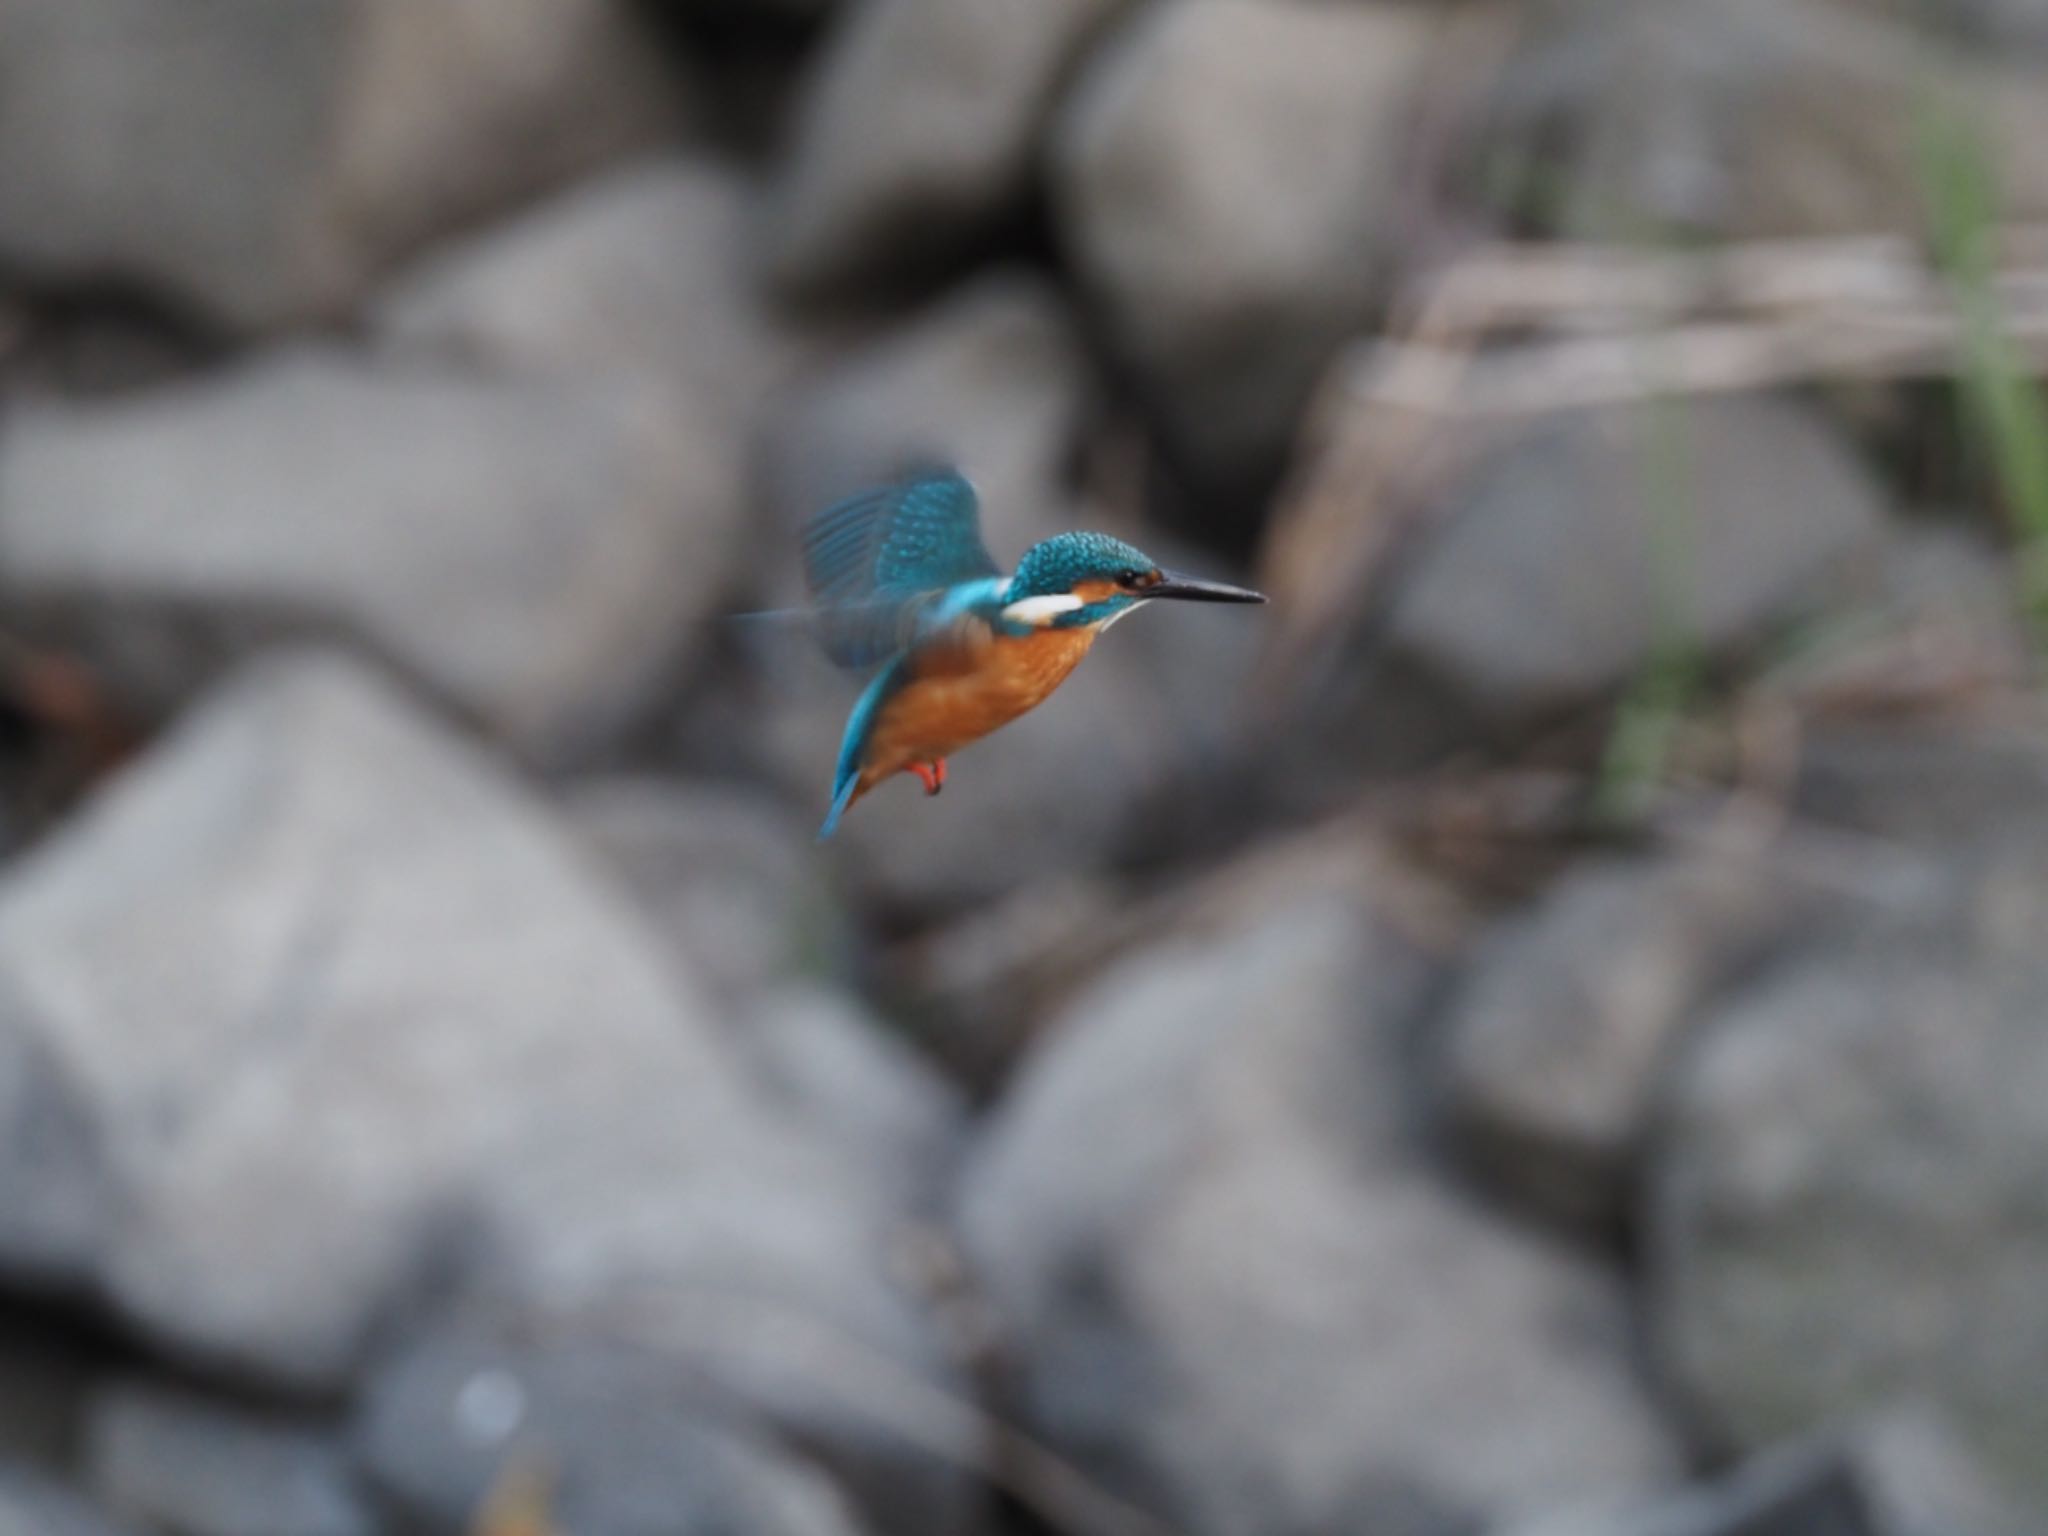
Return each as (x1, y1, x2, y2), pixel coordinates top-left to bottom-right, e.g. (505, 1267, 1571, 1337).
(1, 1, 2046, 1533)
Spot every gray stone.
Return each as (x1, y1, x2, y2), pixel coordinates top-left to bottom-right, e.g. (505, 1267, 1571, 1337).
(674, 0, 837, 17)
(0, 1466, 136, 1536)
(1792, 717, 2048, 849)
(560, 781, 965, 1194)
(959, 843, 1678, 1536)
(1649, 823, 2048, 1506)
(0, 659, 926, 1383)
(359, 1329, 872, 1536)
(1436, 848, 1812, 1231)
(1504, 1407, 2034, 1536)
(0, 653, 978, 1534)
(1053, 0, 1449, 500)
(756, 274, 1264, 910)
(0, 351, 730, 763)
(1503, 1461, 1869, 1536)
(1761, 522, 2044, 843)
(0, 0, 683, 331)
(766, 0, 1143, 295)
(0, 1313, 100, 1473)
(0, 1021, 108, 1290)
(1367, 398, 1890, 752)
(887, 873, 1129, 1088)
(566, 777, 836, 1005)
(1769, 524, 2039, 708)
(1751, 523, 2033, 725)
(1914, 0, 2048, 48)
(1845, 1406, 2039, 1536)
(1496, 0, 2048, 243)
(378, 157, 827, 450)
(87, 1384, 374, 1536)
(1864, 525, 2035, 666)
(453, 1134, 978, 1536)
(0, 650, 712, 1382)
(760, 274, 1089, 551)
(742, 985, 967, 1206)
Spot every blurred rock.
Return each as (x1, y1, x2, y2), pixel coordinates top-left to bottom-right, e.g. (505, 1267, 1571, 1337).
(760, 273, 1088, 548)
(87, 1384, 374, 1536)
(1867, 525, 2035, 664)
(0, 653, 976, 1534)
(1505, 1407, 2034, 1536)
(0, 1465, 136, 1536)
(742, 985, 967, 1206)
(0, 649, 719, 1381)
(1500, 0, 2048, 243)
(1758, 523, 2041, 712)
(0, 1000, 112, 1289)
(886, 874, 1128, 1088)
(672, 0, 837, 18)
(1845, 1407, 2040, 1536)
(562, 781, 970, 1190)
(1650, 823, 2048, 1505)
(0, 655, 965, 1485)
(960, 845, 1677, 1536)
(0, 350, 728, 763)
(0, 0, 684, 331)
(1913, 0, 2048, 48)
(1353, 398, 1890, 761)
(1792, 716, 2048, 849)
(0, 300, 213, 400)
(378, 156, 827, 448)
(0, 1311, 101, 1472)
(565, 777, 838, 1004)
(360, 1329, 872, 1536)
(455, 1159, 975, 1536)
(756, 274, 1264, 910)
(766, 0, 1142, 295)
(1436, 845, 1812, 1233)
(1053, 0, 1448, 508)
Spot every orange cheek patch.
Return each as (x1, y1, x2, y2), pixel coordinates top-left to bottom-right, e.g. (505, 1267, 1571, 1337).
(1072, 578, 1120, 604)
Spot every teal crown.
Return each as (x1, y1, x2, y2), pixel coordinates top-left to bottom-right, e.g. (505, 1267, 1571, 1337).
(1010, 532, 1155, 595)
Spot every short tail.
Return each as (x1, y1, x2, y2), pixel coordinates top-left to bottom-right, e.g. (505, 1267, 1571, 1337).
(816, 772, 860, 841)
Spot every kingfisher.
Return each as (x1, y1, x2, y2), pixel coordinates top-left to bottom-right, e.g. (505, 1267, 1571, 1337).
(803, 465, 1266, 838)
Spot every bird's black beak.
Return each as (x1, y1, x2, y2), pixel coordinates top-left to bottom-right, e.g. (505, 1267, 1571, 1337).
(1147, 569, 1267, 604)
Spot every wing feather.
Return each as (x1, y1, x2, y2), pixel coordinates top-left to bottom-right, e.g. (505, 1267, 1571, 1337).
(801, 467, 1000, 669)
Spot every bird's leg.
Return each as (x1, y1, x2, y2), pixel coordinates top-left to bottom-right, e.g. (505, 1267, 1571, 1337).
(909, 759, 947, 796)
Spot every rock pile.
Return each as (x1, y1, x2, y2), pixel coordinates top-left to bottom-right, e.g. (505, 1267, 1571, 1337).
(1, 1, 2045, 1534)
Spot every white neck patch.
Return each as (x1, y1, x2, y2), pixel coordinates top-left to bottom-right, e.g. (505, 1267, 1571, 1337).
(1002, 592, 1085, 627)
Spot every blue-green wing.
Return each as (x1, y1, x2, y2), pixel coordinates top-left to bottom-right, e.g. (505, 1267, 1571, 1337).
(802, 466, 1000, 669)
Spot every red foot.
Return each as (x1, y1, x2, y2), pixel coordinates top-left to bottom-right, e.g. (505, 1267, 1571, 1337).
(909, 759, 948, 796)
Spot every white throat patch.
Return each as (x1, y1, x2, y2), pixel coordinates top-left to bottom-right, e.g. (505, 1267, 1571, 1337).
(1001, 592, 1085, 627)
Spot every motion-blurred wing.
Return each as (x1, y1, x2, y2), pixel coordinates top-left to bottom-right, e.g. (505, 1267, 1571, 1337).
(802, 467, 1000, 669)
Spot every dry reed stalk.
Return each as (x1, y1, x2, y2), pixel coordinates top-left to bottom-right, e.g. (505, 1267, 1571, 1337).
(1263, 227, 2048, 704)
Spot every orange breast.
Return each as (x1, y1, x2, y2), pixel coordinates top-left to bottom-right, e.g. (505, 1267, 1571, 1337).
(859, 626, 1097, 790)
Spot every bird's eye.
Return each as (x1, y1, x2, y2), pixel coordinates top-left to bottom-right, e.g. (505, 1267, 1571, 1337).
(1118, 570, 1160, 591)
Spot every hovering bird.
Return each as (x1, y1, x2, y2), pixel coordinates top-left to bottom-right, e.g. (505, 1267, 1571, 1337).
(803, 465, 1265, 838)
